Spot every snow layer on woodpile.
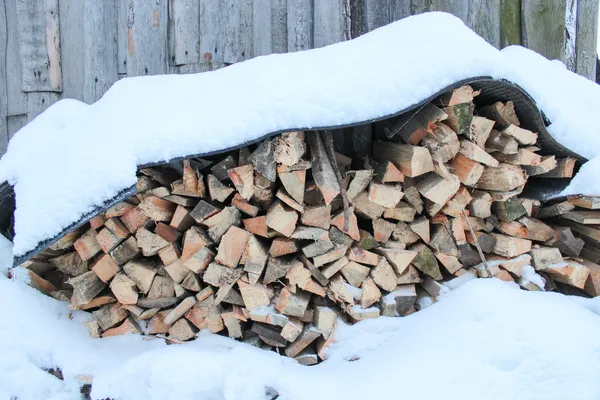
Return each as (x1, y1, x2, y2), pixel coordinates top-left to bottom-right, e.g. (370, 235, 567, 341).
(1, 12, 600, 257)
(1, 237, 600, 400)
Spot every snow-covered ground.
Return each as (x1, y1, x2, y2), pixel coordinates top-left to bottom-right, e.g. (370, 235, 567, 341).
(2, 12, 600, 259)
(2, 234, 600, 400)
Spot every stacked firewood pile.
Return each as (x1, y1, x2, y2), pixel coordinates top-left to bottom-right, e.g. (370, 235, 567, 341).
(18, 85, 600, 365)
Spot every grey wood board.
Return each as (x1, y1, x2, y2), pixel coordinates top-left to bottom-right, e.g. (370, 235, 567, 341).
(0, 0, 8, 153)
(390, 0, 411, 21)
(430, 0, 469, 22)
(7, 114, 28, 140)
(314, 0, 351, 48)
(287, 0, 313, 51)
(117, 0, 128, 74)
(170, 0, 200, 65)
(83, 0, 119, 103)
(126, 0, 168, 76)
(253, 0, 272, 56)
(365, 0, 390, 31)
(350, 0, 367, 38)
(271, 0, 288, 53)
(5, 0, 27, 115)
(575, 0, 599, 80)
(15, 0, 62, 92)
(26, 92, 61, 122)
(500, 0, 522, 48)
(58, 0, 85, 101)
(468, 0, 501, 48)
(199, 0, 222, 64)
(522, 0, 567, 63)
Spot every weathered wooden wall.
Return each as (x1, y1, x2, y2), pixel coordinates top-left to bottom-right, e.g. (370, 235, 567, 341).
(0, 0, 598, 155)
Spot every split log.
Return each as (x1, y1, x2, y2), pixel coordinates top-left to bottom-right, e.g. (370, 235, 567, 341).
(373, 142, 434, 177)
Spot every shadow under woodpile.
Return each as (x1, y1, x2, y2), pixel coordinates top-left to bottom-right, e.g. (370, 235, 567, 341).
(6, 79, 600, 366)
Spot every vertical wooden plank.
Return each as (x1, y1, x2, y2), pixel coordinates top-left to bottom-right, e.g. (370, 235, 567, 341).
(5, 0, 27, 116)
(430, 0, 469, 22)
(58, 0, 85, 101)
(26, 92, 60, 122)
(219, 0, 253, 64)
(117, 0, 128, 75)
(575, 0, 599, 79)
(199, 0, 222, 64)
(253, 0, 273, 56)
(314, 0, 350, 48)
(390, 0, 411, 22)
(287, 0, 313, 51)
(410, 0, 431, 14)
(15, 0, 62, 92)
(500, 0, 522, 47)
(564, 0, 577, 71)
(350, 0, 366, 38)
(127, 0, 168, 76)
(522, 0, 567, 62)
(7, 114, 28, 140)
(467, 0, 501, 48)
(240, 0, 253, 61)
(170, 0, 201, 66)
(271, 0, 287, 53)
(83, 1, 118, 103)
(365, 0, 390, 31)
(0, 0, 9, 153)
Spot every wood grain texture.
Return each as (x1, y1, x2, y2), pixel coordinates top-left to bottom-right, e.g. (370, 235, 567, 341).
(16, 0, 62, 92)
(7, 114, 28, 139)
(271, 0, 288, 53)
(314, 0, 351, 48)
(575, 0, 599, 80)
(126, 0, 168, 76)
(170, 0, 200, 65)
(365, 0, 390, 31)
(5, 0, 27, 116)
(253, 0, 273, 56)
(26, 92, 60, 122)
(430, 0, 469, 22)
(500, 0, 522, 47)
(410, 0, 431, 14)
(350, 0, 367, 38)
(58, 0, 84, 100)
(117, 0, 128, 74)
(390, 0, 411, 21)
(468, 0, 501, 48)
(220, 0, 254, 63)
(199, 0, 222, 64)
(522, 0, 567, 63)
(287, 0, 313, 51)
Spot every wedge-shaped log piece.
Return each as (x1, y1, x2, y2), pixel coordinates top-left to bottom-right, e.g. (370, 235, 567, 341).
(371, 258, 398, 292)
(582, 260, 600, 296)
(204, 206, 241, 242)
(164, 296, 197, 326)
(459, 140, 499, 167)
(301, 204, 331, 230)
(269, 238, 299, 257)
(538, 157, 576, 178)
(340, 261, 370, 287)
(548, 227, 584, 257)
(190, 200, 220, 224)
(416, 173, 460, 207)
(273, 131, 306, 166)
(568, 196, 600, 210)
(540, 259, 590, 289)
(368, 183, 403, 208)
(203, 263, 242, 287)
(93, 303, 129, 331)
(182, 272, 202, 292)
(530, 247, 563, 270)
(492, 196, 527, 222)
(360, 278, 382, 309)
(470, 116, 495, 148)
(435, 252, 463, 274)
(346, 170, 373, 200)
(264, 257, 300, 285)
(307, 133, 340, 205)
(123, 259, 157, 294)
(231, 193, 260, 217)
(348, 305, 381, 321)
(393, 221, 421, 245)
(139, 196, 177, 222)
(286, 263, 326, 296)
(410, 243, 442, 280)
(373, 142, 434, 177)
(243, 236, 269, 284)
(351, 191, 385, 220)
(216, 226, 251, 268)
(243, 215, 269, 238)
(373, 218, 395, 242)
(348, 246, 380, 266)
(69, 271, 106, 307)
(106, 202, 135, 218)
(207, 174, 235, 202)
(468, 190, 492, 218)
(211, 155, 237, 181)
(136, 227, 169, 257)
(321, 257, 350, 280)
(278, 168, 306, 205)
(185, 297, 224, 334)
(331, 208, 360, 241)
(285, 326, 321, 358)
(475, 164, 526, 192)
(227, 164, 254, 200)
(248, 139, 277, 182)
(430, 225, 459, 257)
(102, 317, 142, 338)
(266, 201, 298, 237)
(96, 228, 122, 254)
(74, 229, 102, 261)
(110, 236, 141, 265)
(238, 280, 274, 311)
(518, 217, 555, 241)
(396, 265, 422, 284)
(479, 101, 520, 129)
(154, 222, 181, 243)
(490, 233, 532, 257)
(314, 246, 349, 268)
(502, 124, 537, 145)
(90, 254, 119, 283)
(51, 251, 88, 277)
(222, 312, 243, 338)
(373, 161, 404, 183)
(276, 287, 311, 318)
(110, 272, 138, 305)
(164, 260, 191, 284)
(409, 217, 430, 244)
(378, 248, 418, 275)
(168, 205, 194, 232)
(146, 273, 176, 299)
(421, 122, 460, 162)
(451, 153, 484, 186)
(383, 202, 416, 222)
(494, 148, 541, 166)
(562, 211, 600, 225)
(168, 318, 197, 341)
